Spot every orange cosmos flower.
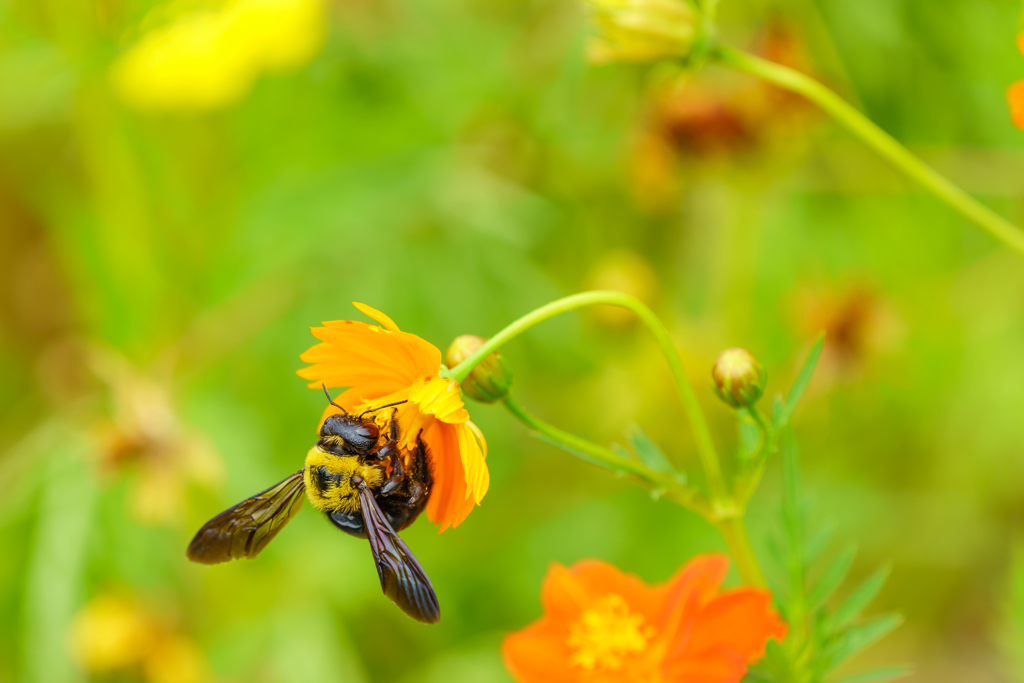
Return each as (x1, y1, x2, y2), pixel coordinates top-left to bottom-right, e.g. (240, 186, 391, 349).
(1008, 35, 1024, 130)
(297, 303, 488, 531)
(503, 555, 787, 683)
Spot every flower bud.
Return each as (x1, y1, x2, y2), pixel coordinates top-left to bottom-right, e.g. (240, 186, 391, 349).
(711, 348, 765, 409)
(446, 335, 513, 404)
(585, 0, 699, 66)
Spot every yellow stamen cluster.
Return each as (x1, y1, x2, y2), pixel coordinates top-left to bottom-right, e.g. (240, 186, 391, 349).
(567, 594, 655, 671)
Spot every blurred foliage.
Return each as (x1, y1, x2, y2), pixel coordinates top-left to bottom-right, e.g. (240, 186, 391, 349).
(2, 0, 1024, 681)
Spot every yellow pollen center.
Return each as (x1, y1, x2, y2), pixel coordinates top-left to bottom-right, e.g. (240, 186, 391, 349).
(566, 594, 654, 671)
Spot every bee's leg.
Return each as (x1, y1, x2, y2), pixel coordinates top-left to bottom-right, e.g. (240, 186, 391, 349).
(369, 408, 402, 462)
(387, 407, 401, 444)
(403, 433, 432, 507)
(380, 409, 407, 496)
(381, 447, 406, 496)
(380, 433, 432, 531)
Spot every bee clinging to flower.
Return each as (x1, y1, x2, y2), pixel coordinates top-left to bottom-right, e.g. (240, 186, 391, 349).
(186, 303, 490, 624)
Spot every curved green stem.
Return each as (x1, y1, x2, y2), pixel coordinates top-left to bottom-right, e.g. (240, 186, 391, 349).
(715, 45, 1024, 258)
(449, 291, 728, 503)
(735, 405, 778, 504)
(503, 394, 712, 517)
(504, 394, 765, 586)
(718, 514, 767, 587)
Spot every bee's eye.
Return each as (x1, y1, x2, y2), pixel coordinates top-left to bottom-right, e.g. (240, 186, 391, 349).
(355, 422, 379, 442)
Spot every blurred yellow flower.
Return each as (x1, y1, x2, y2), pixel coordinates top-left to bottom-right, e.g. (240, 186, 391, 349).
(68, 595, 156, 671)
(112, 0, 327, 111)
(144, 635, 209, 683)
(69, 593, 210, 683)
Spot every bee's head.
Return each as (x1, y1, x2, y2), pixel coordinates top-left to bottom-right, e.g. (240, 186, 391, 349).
(320, 414, 380, 454)
(318, 385, 407, 456)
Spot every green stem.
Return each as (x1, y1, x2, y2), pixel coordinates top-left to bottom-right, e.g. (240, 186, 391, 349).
(780, 430, 807, 640)
(502, 395, 712, 517)
(449, 291, 728, 503)
(735, 405, 778, 504)
(503, 395, 662, 484)
(715, 45, 1024, 258)
(717, 514, 767, 587)
(506, 395, 765, 585)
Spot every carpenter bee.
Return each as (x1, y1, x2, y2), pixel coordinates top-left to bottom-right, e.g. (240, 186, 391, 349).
(186, 387, 438, 623)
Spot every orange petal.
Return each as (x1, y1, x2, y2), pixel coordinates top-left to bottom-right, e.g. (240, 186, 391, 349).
(541, 560, 657, 623)
(1008, 80, 1024, 131)
(662, 651, 747, 683)
(424, 422, 476, 532)
(657, 555, 728, 623)
(681, 589, 788, 662)
(502, 618, 581, 683)
(1017, 33, 1024, 57)
(455, 423, 489, 503)
(352, 302, 401, 332)
(297, 319, 441, 392)
(655, 555, 730, 659)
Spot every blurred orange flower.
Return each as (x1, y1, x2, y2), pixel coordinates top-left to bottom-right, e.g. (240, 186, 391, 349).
(297, 302, 488, 531)
(502, 555, 786, 683)
(1008, 35, 1024, 130)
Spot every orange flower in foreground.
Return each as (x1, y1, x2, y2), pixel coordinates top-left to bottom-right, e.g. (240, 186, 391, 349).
(1008, 35, 1024, 130)
(503, 555, 786, 683)
(297, 303, 488, 531)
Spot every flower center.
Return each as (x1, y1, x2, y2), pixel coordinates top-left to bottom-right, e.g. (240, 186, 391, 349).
(566, 594, 654, 671)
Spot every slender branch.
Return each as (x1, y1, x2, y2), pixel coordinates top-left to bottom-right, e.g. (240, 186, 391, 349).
(715, 45, 1024, 258)
(449, 291, 728, 503)
(717, 514, 767, 587)
(502, 395, 712, 517)
(734, 405, 778, 504)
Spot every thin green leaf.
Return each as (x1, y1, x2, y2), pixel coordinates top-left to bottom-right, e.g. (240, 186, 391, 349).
(827, 613, 904, 667)
(738, 419, 760, 460)
(778, 333, 825, 426)
(808, 545, 857, 612)
(828, 566, 891, 632)
(624, 424, 681, 478)
(771, 394, 785, 424)
(834, 665, 912, 683)
(804, 522, 838, 566)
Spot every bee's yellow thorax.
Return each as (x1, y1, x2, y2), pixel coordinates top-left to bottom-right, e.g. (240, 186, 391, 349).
(303, 446, 385, 514)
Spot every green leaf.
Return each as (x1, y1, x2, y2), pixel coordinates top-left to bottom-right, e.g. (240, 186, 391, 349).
(624, 424, 684, 480)
(804, 522, 838, 566)
(738, 416, 760, 459)
(808, 545, 857, 612)
(778, 333, 825, 426)
(834, 665, 912, 683)
(771, 394, 785, 424)
(827, 566, 891, 633)
(828, 613, 904, 667)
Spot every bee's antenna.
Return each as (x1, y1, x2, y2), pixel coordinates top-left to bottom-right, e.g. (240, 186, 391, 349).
(322, 384, 349, 415)
(358, 400, 408, 419)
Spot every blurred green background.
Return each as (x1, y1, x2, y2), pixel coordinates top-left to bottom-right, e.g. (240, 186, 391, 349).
(3, 0, 1024, 681)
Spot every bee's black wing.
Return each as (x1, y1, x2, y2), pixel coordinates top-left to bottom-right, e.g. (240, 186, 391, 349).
(356, 482, 440, 624)
(187, 471, 305, 564)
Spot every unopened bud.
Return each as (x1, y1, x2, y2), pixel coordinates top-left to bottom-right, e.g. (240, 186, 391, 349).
(586, 0, 699, 65)
(711, 348, 765, 409)
(446, 335, 513, 404)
